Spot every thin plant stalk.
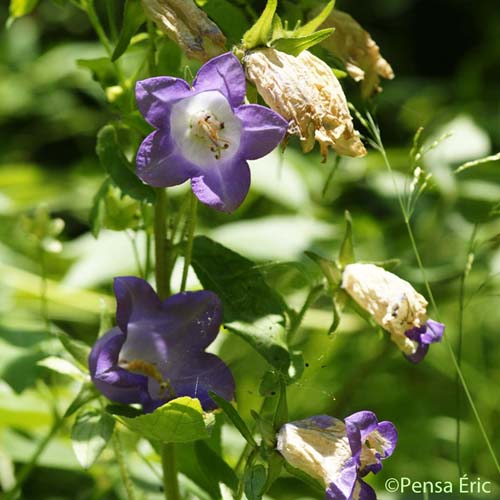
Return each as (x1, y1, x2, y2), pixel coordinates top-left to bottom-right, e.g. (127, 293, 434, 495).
(180, 193, 198, 292)
(112, 432, 138, 500)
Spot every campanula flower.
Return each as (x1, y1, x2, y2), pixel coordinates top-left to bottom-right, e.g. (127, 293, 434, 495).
(277, 411, 397, 500)
(89, 276, 235, 413)
(135, 52, 288, 212)
(341, 263, 444, 363)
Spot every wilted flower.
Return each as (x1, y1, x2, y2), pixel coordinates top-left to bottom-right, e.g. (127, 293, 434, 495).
(136, 52, 288, 212)
(142, 0, 226, 62)
(341, 263, 444, 363)
(89, 276, 235, 413)
(316, 9, 394, 98)
(277, 411, 397, 500)
(244, 48, 366, 162)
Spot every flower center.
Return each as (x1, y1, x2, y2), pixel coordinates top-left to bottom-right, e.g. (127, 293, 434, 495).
(170, 90, 241, 167)
(119, 358, 175, 398)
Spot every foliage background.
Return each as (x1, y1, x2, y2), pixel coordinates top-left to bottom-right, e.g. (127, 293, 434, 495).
(0, 0, 499, 498)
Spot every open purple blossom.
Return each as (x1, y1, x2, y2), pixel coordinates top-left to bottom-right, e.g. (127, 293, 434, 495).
(277, 411, 397, 500)
(135, 52, 288, 212)
(88, 277, 234, 413)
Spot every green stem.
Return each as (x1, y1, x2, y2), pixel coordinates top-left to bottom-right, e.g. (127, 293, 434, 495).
(112, 432, 137, 500)
(288, 284, 324, 343)
(180, 193, 198, 292)
(161, 443, 180, 500)
(84, 0, 112, 54)
(154, 189, 170, 299)
(5, 416, 63, 500)
(39, 248, 50, 331)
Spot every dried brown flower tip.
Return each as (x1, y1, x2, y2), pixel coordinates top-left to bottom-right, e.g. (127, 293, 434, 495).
(317, 9, 394, 98)
(142, 0, 226, 62)
(244, 48, 366, 161)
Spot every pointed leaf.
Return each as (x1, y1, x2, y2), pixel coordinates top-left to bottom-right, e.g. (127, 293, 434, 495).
(71, 409, 115, 469)
(338, 210, 354, 268)
(111, 0, 146, 61)
(96, 125, 155, 203)
(116, 397, 214, 443)
(242, 0, 277, 49)
(8, 0, 39, 21)
(244, 465, 266, 500)
(55, 329, 91, 368)
(195, 441, 238, 491)
(77, 58, 117, 87)
(64, 384, 100, 418)
(304, 251, 341, 288)
(192, 236, 290, 370)
(271, 29, 334, 57)
(293, 1, 335, 37)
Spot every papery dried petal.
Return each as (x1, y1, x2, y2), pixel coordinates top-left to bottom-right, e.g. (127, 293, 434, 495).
(244, 48, 366, 162)
(316, 9, 394, 98)
(141, 0, 226, 62)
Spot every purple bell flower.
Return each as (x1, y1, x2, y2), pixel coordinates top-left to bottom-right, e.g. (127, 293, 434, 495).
(135, 52, 288, 212)
(277, 411, 397, 500)
(88, 277, 235, 413)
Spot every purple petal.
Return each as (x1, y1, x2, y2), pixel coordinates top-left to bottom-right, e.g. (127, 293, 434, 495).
(136, 130, 196, 188)
(136, 77, 191, 128)
(325, 460, 358, 500)
(191, 157, 250, 212)
(114, 277, 162, 334)
(352, 479, 377, 500)
(161, 291, 223, 352)
(88, 328, 150, 405)
(308, 415, 338, 429)
(375, 421, 398, 459)
(192, 52, 246, 108)
(235, 104, 288, 160)
(345, 411, 378, 462)
(167, 353, 235, 411)
(404, 319, 444, 364)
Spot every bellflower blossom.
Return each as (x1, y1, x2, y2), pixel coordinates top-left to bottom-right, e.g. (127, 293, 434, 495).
(277, 411, 397, 500)
(135, 52, 288, 212)
(341, 263, 444, 363)
(89, 277, 235, 413)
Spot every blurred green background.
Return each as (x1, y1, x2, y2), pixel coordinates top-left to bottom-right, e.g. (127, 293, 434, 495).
(0, 0, 499, 498)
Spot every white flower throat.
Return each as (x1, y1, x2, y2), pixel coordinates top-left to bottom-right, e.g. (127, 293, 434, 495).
(171, 90, 241, 167)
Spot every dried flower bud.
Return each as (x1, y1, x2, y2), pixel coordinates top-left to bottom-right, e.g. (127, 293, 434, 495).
(142, 0, 226, 62)
(342, 263, 444, 362)
(244, 48, 366, 161)
(316, 9, 394, 98)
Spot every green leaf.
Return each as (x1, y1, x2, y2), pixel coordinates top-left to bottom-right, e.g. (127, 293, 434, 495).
(304, 251, 341, 288)
(194, 441, 238, 492)
(263, 451, 283, 492)
(8, 0, 39, 21)
(329, 297, 340, 335)
(77, 58, 117, 87)
(37, 356, 87, 381)
(64, 384, 100, 418)
(71, 409, 115, 469)
(192, 236, 290, 370)
(89, 178, 111, 238)
(55, 328, 91, 368)
(96, 124, 155, 203)
(338, 210, 355, 268)
(293, 0, 335, 37)
(209, 392, 256, 447)
(117, 397, 214, 443)
(242, 0, 277, 49)
(111, 0, 146, 61)
(272, 376, 287, 429)
(244, 464, 266, 500)
(271, 28, 334, 57)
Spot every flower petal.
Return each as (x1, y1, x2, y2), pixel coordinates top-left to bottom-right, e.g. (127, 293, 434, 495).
(404, 319, 444, 364)
(167, 353, 235, 411)
(114, 277, 162, 334)
(136, 77, 191, 128)
(235, 104, 288, 160)
(325, 461, 358, 500)
(89, 327, 150, 405)
(345, 411, 379, 461)
(192, 52, 246, 107)
(352, 479, 377, 500)
(161, 291, 223, 352)
(191, 157, 250, 212)
(374, 421, 398, 459)
(136, 130, 196, 188)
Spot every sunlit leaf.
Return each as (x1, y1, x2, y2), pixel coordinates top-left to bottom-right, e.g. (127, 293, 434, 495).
(293, 0, 335, 37)
(111, 0, 146, 61)
(242, 0, 277, 49)
(271, 28, 334, 57)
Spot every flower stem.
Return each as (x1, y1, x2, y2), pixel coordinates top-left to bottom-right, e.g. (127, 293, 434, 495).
(180, 193, 198, 292)
(154, 188, 170, 300)
(161, 443, 180, 500)
(112, 432, 137, 500)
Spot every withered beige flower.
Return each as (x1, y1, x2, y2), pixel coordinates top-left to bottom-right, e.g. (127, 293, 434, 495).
(142, 0, 226, 62)
(244, 48, 366, 161)
(317, 9, 394, 98)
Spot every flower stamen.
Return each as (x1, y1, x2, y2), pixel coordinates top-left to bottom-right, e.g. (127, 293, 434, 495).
(193, 113, 230, 160)
(119, 358, 176, 398)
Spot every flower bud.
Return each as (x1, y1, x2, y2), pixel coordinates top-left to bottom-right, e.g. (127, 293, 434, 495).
(141, 0, 226, 62)
(342, 263, 444, 362)
(244, 48, 366, 161)
(316, 9, 394, 98)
